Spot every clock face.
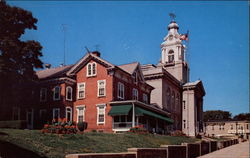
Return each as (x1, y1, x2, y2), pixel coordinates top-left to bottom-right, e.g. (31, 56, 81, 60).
(169, 35, 173, 41)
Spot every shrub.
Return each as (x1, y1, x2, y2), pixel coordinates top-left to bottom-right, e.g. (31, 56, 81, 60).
(77, 121, 88, 132)
(170, 130, 186, 136)
(0, 120, 27, 129)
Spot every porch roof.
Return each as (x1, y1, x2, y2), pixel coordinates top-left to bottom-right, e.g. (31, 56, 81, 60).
(135, 107, 174, 124)
(108, 105, 132, 116)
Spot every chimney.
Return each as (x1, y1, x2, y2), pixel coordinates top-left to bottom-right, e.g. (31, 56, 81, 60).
(45, 63, 51, 69)
(91, 51, 101, 57)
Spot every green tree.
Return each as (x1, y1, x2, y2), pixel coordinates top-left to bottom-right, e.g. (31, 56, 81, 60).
(233, 113, 250, 121)
(0, 1, 43, 120)
(203, 110, 232, 122)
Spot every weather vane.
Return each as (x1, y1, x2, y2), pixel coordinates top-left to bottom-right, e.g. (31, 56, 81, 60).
(169, 13, 176, 21)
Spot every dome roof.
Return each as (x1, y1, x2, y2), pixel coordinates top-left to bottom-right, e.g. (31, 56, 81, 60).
(168, 21, 179, 30)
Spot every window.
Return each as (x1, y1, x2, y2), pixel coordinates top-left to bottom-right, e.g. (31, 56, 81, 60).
(39, 109, 47, 119)
(12, 107, 20, 120)
(172, 91, 175, 111)
(86, 62, 97, 77)
(231, 124, 233, 130)
(247, 124, 249, 129)
(168, 50, 174, 63)
(183, 101, 186, 109)
(117, 82, 125, 99)
(76, 106, 85, 123)
(53, 108, 60, 120)
(66, 107, 72, 122)
(97, 104, 106, 124)
(183, 120, 186, 129)
(53, 86, 61, 100)
(167, 88, 171, 110)
(66, 86, 73, 101)
(212, 125, 214, 130)
(77, 83, 85, 99)
(176, 94, 180, 111)
(92, 63, 96, 75)
(132, 88, 138, 100)
(133, 72, 138, 84)
(97, 80, 106, 97)
(40, 88, 47, 102)
(143, 93, 148, 103)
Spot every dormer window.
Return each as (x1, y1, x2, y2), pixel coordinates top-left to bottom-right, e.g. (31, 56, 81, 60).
(87, 62, 97, 77)
(168, 50, 174, 63)
(133, 72, 138, 84)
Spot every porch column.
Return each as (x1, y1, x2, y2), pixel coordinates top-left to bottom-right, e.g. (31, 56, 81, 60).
(132, 103, 135, 127)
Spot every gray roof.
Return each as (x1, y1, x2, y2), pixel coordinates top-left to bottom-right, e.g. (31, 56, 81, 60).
(118, 62, 139, 74)
(183, 80, 201, 87)
(36, 65, 73, 79)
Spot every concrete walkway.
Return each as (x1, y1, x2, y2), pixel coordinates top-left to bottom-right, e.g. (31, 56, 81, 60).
(198, 141, 250, 158)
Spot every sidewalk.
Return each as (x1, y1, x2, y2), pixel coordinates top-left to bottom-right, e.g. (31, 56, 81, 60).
(198, 141, 250, 158)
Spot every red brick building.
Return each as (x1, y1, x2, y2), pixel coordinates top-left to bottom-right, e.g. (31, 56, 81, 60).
(19, 51, 173, 133)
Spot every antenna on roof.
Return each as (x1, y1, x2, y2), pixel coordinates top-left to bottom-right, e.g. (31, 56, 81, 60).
(62, 24, 67, 66)
(169, 13, 176, 22)
(85, 46, 91, 53)
(94, 44, 100, 51)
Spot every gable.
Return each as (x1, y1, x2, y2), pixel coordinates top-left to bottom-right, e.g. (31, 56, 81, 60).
(67, 53, 115, 76)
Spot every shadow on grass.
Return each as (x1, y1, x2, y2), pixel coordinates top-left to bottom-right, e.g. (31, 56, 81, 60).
(0, 140, 47, 158)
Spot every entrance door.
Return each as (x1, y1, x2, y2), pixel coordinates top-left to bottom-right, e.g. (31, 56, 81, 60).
(26, 109, 34, 129)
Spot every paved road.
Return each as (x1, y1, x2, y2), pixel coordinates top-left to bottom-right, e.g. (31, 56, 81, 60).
(198, 141, 250, 158)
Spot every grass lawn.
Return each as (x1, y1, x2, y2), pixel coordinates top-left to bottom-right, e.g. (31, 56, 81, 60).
(0, 128, 199, 158)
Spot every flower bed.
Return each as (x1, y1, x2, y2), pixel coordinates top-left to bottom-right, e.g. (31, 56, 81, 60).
(129, 125, 148, 134)
(41, 118, 77, 134)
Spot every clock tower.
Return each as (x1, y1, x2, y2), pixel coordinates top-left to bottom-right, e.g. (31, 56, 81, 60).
(160, 20, 189, 84)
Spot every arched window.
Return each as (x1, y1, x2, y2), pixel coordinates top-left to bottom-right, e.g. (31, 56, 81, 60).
(87, 63, 92, 76)
(66, 107, 72, 122)
(92, 62, 96, 75)
(66, 86, 73, 101)
(168, 50, 174, 63)
(176, 93, 180, 112)
(172, 91, 175, 112)
(87, 62, 97, 77)
(53, 86, 61, 100)
(167, 88, 171, 110)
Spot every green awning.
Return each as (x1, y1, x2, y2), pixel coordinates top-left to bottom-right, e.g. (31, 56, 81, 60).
(108, 105, 132, 116)
(135, 107, 174, 124)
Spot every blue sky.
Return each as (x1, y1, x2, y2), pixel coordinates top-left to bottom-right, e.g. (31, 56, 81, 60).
(9, 1, 249, 116)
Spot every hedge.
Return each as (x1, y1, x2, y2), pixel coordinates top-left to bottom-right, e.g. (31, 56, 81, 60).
(0, 120, 27, 129)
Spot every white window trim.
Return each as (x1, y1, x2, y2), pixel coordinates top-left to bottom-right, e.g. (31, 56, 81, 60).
(65, 107, 72, 122)
(97, 80, 106, 97)
(86, 62, 97, 77)
(53, 108, 60, 119)
(132, 88, 138, 100)
(117, 82, 124, 99)
(96, 104, 106, 125)
(66, 86, 73, 101)
(53, 86, 61, 101)
(40, 88, 47, 102)
(92, 62, 97, 76)
(76, 105, 86, 123)
(77, 82, 86, 99)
